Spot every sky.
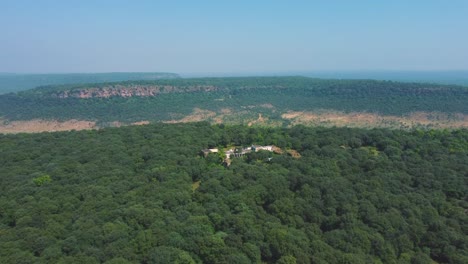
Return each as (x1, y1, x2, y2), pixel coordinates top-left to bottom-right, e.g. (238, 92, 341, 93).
(1, 0, 468, 74)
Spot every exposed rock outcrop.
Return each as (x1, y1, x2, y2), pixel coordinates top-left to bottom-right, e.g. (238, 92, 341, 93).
(52, 85, 218, 98)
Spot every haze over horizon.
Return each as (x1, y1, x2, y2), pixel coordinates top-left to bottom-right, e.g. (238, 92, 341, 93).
(1, 1, 468, 74)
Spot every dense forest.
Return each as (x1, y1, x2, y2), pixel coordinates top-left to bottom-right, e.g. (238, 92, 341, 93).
(0, 72, 180, 94)
(0, 77, 467, 126)
(0, 123, 467, 263)
(304, 71, 468, 87)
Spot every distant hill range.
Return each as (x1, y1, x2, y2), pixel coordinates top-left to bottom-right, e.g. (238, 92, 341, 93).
(300, 71, 468, 87)
(0, 72, 180, 94)
(1, 76, 467, 133)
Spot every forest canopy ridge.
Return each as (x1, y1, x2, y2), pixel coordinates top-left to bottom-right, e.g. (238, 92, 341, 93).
(1, 76, 467, 132)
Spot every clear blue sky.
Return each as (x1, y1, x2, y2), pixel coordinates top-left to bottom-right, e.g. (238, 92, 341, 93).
(1, 0, 467, 74)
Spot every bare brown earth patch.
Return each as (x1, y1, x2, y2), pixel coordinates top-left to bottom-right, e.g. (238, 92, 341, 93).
(131, 121, 150, 126)
(248, 113, 266, 126)
(0, 119, 97, 134)
(220, 108, 232, 114)
(272, 146, 284, 154)
(164, 108, 217, 124)
(3, 110, 466, 134)
(287, 149, 301, 158)
(282, 111, 468, 129)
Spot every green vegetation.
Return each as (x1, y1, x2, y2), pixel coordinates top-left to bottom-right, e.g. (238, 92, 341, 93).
(0, 123, 466, 263)
(0, 72, 180, 94)
(304, 71, 468, 87)
(0, 77, 467, 126)
(32, 174, 52, 186)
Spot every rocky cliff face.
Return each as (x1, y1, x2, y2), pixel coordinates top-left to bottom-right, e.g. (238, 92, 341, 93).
(51, 85, 218, 98)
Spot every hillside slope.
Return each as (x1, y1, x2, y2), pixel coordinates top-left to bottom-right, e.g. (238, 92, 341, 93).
(1, 77, 467, 132)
